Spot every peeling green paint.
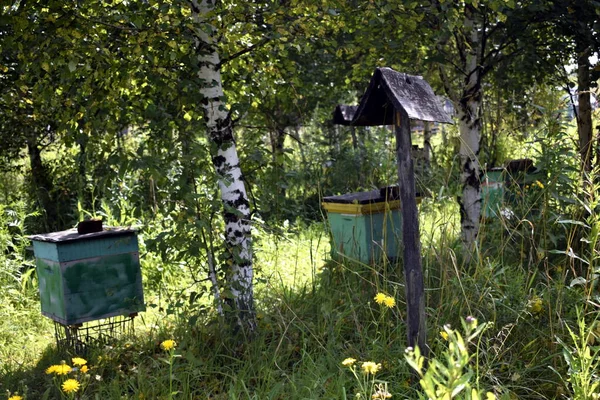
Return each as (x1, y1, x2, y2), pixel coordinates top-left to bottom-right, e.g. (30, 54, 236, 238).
(327, 209, 402, 264)
(32, 232, 145, 325)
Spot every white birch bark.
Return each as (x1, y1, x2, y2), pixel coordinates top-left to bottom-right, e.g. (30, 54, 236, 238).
(191, 0, 256, 334)
(456, 7, 483, 250)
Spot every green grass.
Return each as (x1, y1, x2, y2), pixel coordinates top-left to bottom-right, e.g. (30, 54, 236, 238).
(1, 195, 597, 399)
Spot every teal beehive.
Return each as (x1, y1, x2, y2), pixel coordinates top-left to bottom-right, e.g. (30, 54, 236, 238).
(323, 187, 417, 264)
(30, 226, 145, 325)
(482, 168, 505, 218)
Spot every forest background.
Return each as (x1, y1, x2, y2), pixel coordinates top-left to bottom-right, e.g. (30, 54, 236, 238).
(1, 0, 600, 399)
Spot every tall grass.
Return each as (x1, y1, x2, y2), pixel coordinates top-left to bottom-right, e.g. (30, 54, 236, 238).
(2, 175, 599, 399)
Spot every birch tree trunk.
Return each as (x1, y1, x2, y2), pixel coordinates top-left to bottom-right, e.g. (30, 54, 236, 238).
(456, 7, 483, 251)
(436, 4, 484, 253)
(191, 0, 256, 335)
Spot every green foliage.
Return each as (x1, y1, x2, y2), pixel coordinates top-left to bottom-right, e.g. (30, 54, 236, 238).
(555, 308, 600, 399)
(1, 1, 599, 399)
(405, 317, 495, 400)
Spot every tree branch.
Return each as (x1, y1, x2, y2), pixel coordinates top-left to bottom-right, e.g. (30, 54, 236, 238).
(218, 38, 270, 67)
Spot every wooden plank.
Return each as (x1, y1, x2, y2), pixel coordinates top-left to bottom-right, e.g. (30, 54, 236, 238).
(394, 110, 428, 356)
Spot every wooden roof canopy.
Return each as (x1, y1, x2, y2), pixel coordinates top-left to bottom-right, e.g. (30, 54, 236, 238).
(333, 67, 453, 126)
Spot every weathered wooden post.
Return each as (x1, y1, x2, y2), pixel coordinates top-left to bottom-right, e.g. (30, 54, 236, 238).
(332, 68, 452, 356)
(394, 109, 427, 353)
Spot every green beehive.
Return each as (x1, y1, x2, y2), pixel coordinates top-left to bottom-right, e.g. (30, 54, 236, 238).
(482, 168, 505, 218)
(30, 227, 145, 325)
(323, 187, 416, 264)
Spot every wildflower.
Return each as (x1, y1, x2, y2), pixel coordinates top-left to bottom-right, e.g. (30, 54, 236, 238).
(160, 339, 177, 351)
(382, 296, 395, 308)
(374, 293, 387, 305)
(361, 361, 382, 375)
(8, 394, 23, 400)
(372, 383, 392, 399)
(342, 357, 357, 367)
(535, 180, 544, 189)
(72, 357, 87, 366)
(46, 363, 72, 375)
(486, 392, 497, 400)
(45, 365, 58, 374)
(528, 296, 543, 314)
(440, 331, 449, 340)
(80, 365, 89, 373)
(466, 316, 477, 326)
(62, 378, 80, 393)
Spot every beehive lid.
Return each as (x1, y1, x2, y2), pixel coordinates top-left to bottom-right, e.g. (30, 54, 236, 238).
(323, 186, 406, 204)
(29, 227, 136, 243)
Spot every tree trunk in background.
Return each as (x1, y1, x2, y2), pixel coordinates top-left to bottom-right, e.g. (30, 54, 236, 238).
(191, 0, 256, 336)
(357, 127, 367, 187)
(271, 127, 286, 198)
(76, 132, 88, 220)
(423, 121, 432, 168)
(576, 39, 593, 174)
(350, 126, 358, 151)
(456, 6, 483, 252)
(350, 126, 365, 186)
(27, 133, 57, 231)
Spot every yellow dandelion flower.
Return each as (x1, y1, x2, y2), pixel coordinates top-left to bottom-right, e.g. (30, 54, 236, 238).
(160, 339, 177, 351)
(8, 395, 24, 400)
(46, 364, 71, 375)
(342, 357, 356, 366)
(383, 296, 395, 308)
(45, 365, 59, 374)
(55, 364, 72, 375)
(72, 357, 87, 366)
(374, 293, 387, 305)
(62, 378, 80, 393)
(80, 365, 89, 373)
(361, 361, 382, 375)
(440, 331, 449, 340)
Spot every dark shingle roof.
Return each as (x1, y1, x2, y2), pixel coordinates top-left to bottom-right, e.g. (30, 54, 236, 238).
(333, 67, 453, 126)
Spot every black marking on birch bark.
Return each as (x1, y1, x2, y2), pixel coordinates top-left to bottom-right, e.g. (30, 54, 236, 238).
(210, 118, 234, 146)
(190, 1, 201, 15)
(225, 190, 250, 209)
(238, 259, 251, 268)
(223, 212, 238, 224)
(464, 161, 480, 189)
(458, 197, 476, 229)
(213, 155, 226, 168)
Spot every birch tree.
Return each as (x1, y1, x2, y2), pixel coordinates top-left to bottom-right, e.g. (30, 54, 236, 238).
(430, 0, 527, 251)
(190, 0, 256, 334)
